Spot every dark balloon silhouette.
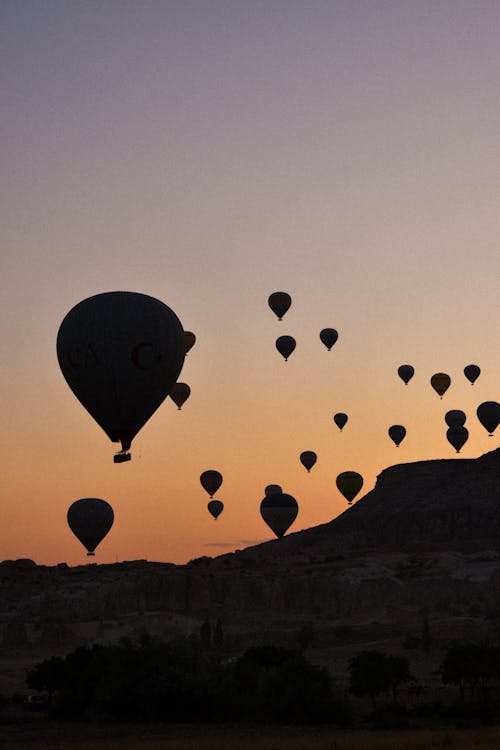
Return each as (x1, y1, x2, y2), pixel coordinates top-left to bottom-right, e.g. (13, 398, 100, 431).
(275, 335, 296, 361)
(388, 425, 406, 447)
(446, 425, 469, 453)
(477, 401, 500, 436)
(264, 484, 282, 496)
(397, 365, 414, 385)
(430, 372, 451, 399)
(445, 409, 466, 427)
(184, 331, 196, 354)
(200, 470, 223, 498)
(319, 328, 338, 351)
(268, 292, 292, 320)
(336, 471, 363, 504)
(333, 413, 348, 431)
(67, 498, 114, 556)
(57, 292, 185, 462)
(260, 492, 298, 538)
(207, 500, 224, 519)
(464, 364, 480, 385)
(169, 382, 191, 410)
(300, 450, 317, 472)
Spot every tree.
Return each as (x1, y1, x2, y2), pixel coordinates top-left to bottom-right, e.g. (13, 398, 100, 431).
(213, 618, 224, 649)
(199, 619, 212, 648)
(349, 651, 412, 707)
(421, 610, 432, 652)
(296, 624, 315, 651)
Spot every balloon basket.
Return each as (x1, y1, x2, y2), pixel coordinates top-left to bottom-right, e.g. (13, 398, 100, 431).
(114, 451, 131, 464)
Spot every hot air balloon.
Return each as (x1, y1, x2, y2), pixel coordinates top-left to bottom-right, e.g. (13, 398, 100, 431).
(333, 413, 348, 431)
(430, 373, 451, 399)
(398, 365, 414, 385)
(300, 451, 317, 472)
(477, 401, 500, 436)
(464, 364, 480, 385)
(67, 498, 114, 556)
(208, 500, 224, 519)
(445, 410, 466, 427)
(184, 331, 196, 354)
(446, 425, 469, 453)
(388, 425, 406, 447)
(268, 292, 292, 320)
(57, 292, 185, 462)
(319, 328, 338, 351)
(336, 471, 363, 504)
(169, 382, 191, 410)
(260, 492, 298, 538)
(200, 470, 223, 498)
(264, 484, 282, 496)
(275, 335, 296, 361)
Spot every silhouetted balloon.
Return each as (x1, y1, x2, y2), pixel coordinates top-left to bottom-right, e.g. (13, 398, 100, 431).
(398, 365, 414, 385)
(169, 382, 191, 410)
(67, 498, 114, 556)
(300, 451, 317, 472)
(446, 425, 469, 453)
(275, 335, 296, 361)
(260, 492, 298, 538)
(477, 401, 500, 436)
(57, 292, 185, 462)
(388, 425, 406, 447)
(184, 331, 196, 354)
(265, 484, 283, 496)
(336, 471, 363, 504)
(200, 470, 223, 498)
(464, 364, 480, 385)
(333, 413, 348, 431)
(430, 373, 451, 399)
(207, 500, 224, 519)
(319, 328, 338, 351)
(268, 292, 292, 320)
(445, 410, 466, 427)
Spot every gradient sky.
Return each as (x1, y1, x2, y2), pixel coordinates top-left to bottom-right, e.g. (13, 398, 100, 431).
(2, 1, 499, 566)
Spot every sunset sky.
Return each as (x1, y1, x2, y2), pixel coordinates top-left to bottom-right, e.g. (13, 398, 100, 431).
(2, 1, 499, 566)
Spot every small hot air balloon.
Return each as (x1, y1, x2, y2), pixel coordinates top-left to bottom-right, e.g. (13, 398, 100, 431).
(388, 425, 406, 447)
(184, 331, 196, 354)
(200, 470, 223, 498)
(300, 451, 317, 472)
(169, 382, 191, 410)
(430, 373, 451, 399)
(446, 425, 469, 453)
(477, 401, 500, 436)
(445, 410, 466, 427)
(333, 413, 348, 431)
(464, 364, 480, 385)
(57, 292, 185, 462)
(268, 292, 292, 320)
(67, 498, 114, 556)
(319, 328, 338, 351)
(207, 500, 224, 519)
(260, 492, 298, 538)
(275, 335, 296, 361)
(398, 365, 414, 385)
(336, 471, 363, 504)
(264, 484, 282, 496)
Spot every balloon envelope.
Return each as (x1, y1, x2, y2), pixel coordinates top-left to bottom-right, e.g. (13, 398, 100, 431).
(300, 451, 317, 472)
(430, 373, 451, 398)
(207, 500, 224, 519)
(446, 425, 469, 453)
(319, 328, 338, 351)
(336, 471, 363, 504)
(477, 401, 500, 436)
(169, 382, 191, 409)
(184, 331, 196, 354)
(268, 292, 292, 320)
(388, 425, 406, 446)
(57, 292, 185, 457)
(200, 470, 223, 498)
(464, 364, 480, 385)
(445, 410, 466, 427)
(275, 335, 296, 361)
(333, 413, 348, 431)
(265, 484, 283, 496)
(260, 492, 298, 538)
(67, 498, 114, 556)
(398, 365, 414, 385)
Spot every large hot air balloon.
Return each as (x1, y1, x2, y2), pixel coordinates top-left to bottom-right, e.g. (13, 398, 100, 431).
(208, 500, 224, 519)
(200, 470, 223, 498)
(398, 365, 414, 385)
(446, 425, 469, 453)
(319, 328, 338, 351)
(336, 471, 363, 504)
(445, 410, 466, 427)
(67, 498, 114, 556)
(388, 425, 406, 447)
(333, 413, 348, 431)
(268, 292, 292, 320)
(300, 451, 317, 472)
(57, 292, 185, 462)
(275, 335, 296, 361)
(169, 382, 191, 410)
(464, 364, 480, 385)
(430, 373, 451, 399)
(184, 331, 196, 354)
(264, 484, 282, 496)
(477, 401, 500, 436)
(260, 492, 298, 538)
